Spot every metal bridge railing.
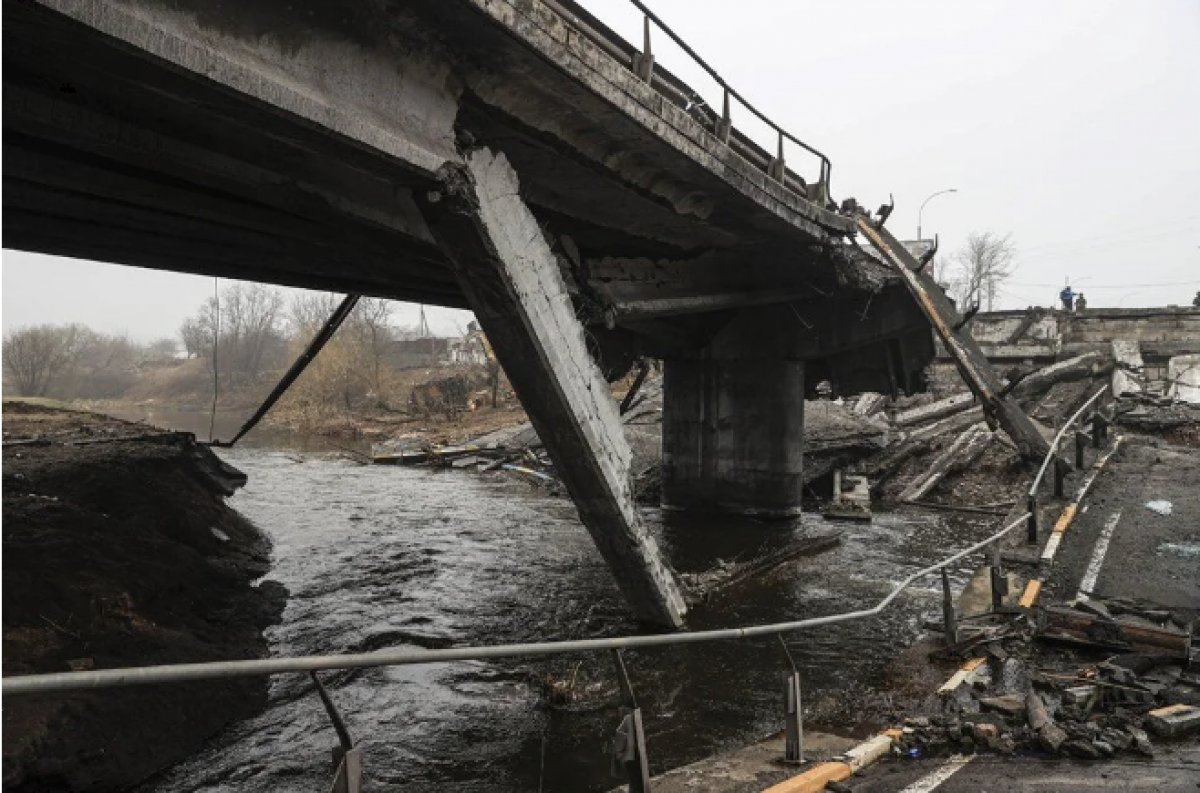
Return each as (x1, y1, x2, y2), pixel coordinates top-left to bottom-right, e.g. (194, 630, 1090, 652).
(1024, 384, 1112, 543)
(543, 0, 834, 207)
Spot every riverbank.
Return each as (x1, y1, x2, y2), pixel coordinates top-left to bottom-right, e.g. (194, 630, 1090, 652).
(1, 402, 286, 791)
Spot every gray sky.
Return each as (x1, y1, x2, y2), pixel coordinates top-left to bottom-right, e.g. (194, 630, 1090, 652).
(4, 0, 1198, 340)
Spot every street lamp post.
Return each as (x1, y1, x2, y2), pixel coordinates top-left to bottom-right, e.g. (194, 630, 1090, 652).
(917, 188, 958, 241)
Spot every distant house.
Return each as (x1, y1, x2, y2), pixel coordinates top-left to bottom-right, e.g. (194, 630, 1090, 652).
(448, 321, 491, 366)
(386, 337, 450, 369)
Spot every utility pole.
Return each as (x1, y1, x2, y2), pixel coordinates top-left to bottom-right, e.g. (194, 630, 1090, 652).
(417, 305, 435, 366)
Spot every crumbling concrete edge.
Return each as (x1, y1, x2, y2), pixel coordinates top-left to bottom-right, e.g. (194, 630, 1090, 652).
(765, 437, 1126, 792)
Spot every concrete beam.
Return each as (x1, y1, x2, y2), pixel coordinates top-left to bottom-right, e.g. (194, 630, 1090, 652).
(30, 0, 459, 177)
(418, 147, 687, 628)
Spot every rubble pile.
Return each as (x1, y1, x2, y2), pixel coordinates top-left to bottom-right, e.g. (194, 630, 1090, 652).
(895, 597, 1199, 763)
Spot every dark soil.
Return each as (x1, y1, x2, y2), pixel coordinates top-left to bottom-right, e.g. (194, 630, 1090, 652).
(2, 402, 286, 791)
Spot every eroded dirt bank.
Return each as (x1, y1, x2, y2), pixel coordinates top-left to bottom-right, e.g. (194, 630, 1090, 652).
(2, 402, 286, 791)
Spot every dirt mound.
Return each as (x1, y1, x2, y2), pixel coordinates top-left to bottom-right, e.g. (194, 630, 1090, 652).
(2, 404, 286, 791)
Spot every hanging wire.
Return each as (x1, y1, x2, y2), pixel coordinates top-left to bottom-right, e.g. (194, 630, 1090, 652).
(208, 278, 220, 443)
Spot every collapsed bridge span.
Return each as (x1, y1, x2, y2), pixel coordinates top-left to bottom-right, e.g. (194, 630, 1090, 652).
(4, 0, 937, 624)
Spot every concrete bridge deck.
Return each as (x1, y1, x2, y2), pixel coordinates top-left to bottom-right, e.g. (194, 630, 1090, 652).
(3, 0, 933, 625)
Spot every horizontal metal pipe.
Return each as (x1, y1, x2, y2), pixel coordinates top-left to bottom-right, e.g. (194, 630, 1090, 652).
(1029, 385, 1109, 496)
(3, 515, 1027, 697)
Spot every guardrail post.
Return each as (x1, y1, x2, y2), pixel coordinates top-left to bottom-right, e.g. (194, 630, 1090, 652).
(633, 16, 654, 82)
(778, 635, 805, 765)
(311, 672, 362, 793)
(716, 88, 731, 143)
(1026, 494, 1038, 544)
(1053, 458, 1067, 498)
(1094, 410, 1108, 448)
(767, 129, 786, 182)
(610, 650, 650, 792)
(940, 568, 958, 645)
(1075, 430, 1086, 468)
(989, 541, 1008, 612)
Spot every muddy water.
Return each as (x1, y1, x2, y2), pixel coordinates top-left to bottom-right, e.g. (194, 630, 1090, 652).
(143, 445, 992, 793)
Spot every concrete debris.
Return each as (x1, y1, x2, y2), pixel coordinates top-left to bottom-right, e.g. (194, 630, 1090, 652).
(1167, 353, 1200, 403)
(893, 589, 1199, 765)
(1145, 704, 1200, 738)
(1110, 340, 1145, 396)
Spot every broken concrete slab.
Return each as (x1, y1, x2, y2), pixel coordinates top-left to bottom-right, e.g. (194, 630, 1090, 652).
(979, 694, 1026, 716)
(419, 147, 687, 627)
(1111, 340, 1145, 396)
(1145, 704, 1200, 738)
(1168, 353, 1200, 403)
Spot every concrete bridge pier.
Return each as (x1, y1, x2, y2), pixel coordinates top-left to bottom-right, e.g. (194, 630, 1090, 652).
(418, 146, 688, 628)
(662, 336, 806, 518)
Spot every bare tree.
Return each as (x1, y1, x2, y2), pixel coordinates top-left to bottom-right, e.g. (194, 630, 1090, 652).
(179, 318, 205, 359)
(346, 298, 394, 404)
(945, 232, 1016, 311)
(2, 324, 88, 396)
(183, 283, 286, 386)
(144, 338, 179, 362)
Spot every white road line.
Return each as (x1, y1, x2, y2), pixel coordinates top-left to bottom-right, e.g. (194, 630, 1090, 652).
(1076, 510, 1122, 601)
(1041, 531, 1063, 561)
(896, 754, 973, 793)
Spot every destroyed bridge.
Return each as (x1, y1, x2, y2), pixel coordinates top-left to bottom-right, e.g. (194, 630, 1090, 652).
(3, 0, 1041, 627)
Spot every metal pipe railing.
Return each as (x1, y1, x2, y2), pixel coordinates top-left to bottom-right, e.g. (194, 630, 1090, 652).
(1028, 384, 1110, 497)
(543, 0, 833, 204)
(1024, 383, 1110, 543)
(3, 513, 1028, 697)
(624, 0, 833, 198)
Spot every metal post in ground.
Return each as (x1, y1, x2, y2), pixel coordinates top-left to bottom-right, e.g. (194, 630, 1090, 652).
(1053, 458, 1067, 498)
(778, 635, 805, 765)
(1026, 494, 1038, 544)
(610, 650, 650, 792)
(941, 568, 958, 645)
(1091, 413, 1102, 447)
(311, 672, 362, 793)
(990, 541, 1008, 612)
(1075, 430, 1086, 468)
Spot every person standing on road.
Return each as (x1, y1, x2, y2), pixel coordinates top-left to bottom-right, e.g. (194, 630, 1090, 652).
(1075, 292, 1087, 312)
(1059, 284, 1075, 312)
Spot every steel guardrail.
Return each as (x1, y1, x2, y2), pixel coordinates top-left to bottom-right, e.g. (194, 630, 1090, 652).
(1028, 384, 1110, 496)
(4, 513, 1028, 696)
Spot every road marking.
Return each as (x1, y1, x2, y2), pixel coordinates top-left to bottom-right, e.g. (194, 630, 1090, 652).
(896, 754, 972, 792)
(1040, 531, 1063, 561)
(1076, 510, 1122, 601)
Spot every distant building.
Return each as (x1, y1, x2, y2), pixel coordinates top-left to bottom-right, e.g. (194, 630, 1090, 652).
(386, 337, 450, 369)
(449, 321, 491, 366)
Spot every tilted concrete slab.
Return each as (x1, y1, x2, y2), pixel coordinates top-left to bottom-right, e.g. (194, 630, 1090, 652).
(419, 147, 687, 627)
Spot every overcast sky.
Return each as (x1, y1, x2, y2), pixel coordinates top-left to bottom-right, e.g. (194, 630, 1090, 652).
(4, 0, 1198, 340)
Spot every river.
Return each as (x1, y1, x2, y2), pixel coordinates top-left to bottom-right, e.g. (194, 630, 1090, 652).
(119, 410, 993, 792)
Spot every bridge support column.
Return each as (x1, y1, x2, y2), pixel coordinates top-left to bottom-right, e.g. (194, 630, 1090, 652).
(662, 355, 805, 517)
(418, 147, 687, 628)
